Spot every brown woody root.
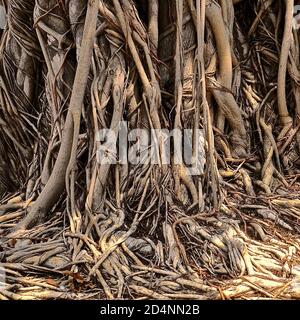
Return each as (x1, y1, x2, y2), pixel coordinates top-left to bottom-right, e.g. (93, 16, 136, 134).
(0, 0, 300, 300)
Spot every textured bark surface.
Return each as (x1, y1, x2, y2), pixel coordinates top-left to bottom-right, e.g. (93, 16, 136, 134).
(1, 0, 300, 300)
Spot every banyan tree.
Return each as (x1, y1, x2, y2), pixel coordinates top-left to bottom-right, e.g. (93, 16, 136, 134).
(0, 0, 300, 299)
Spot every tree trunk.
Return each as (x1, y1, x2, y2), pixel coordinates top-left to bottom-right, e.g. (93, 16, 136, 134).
(1, 0, 300, 299)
